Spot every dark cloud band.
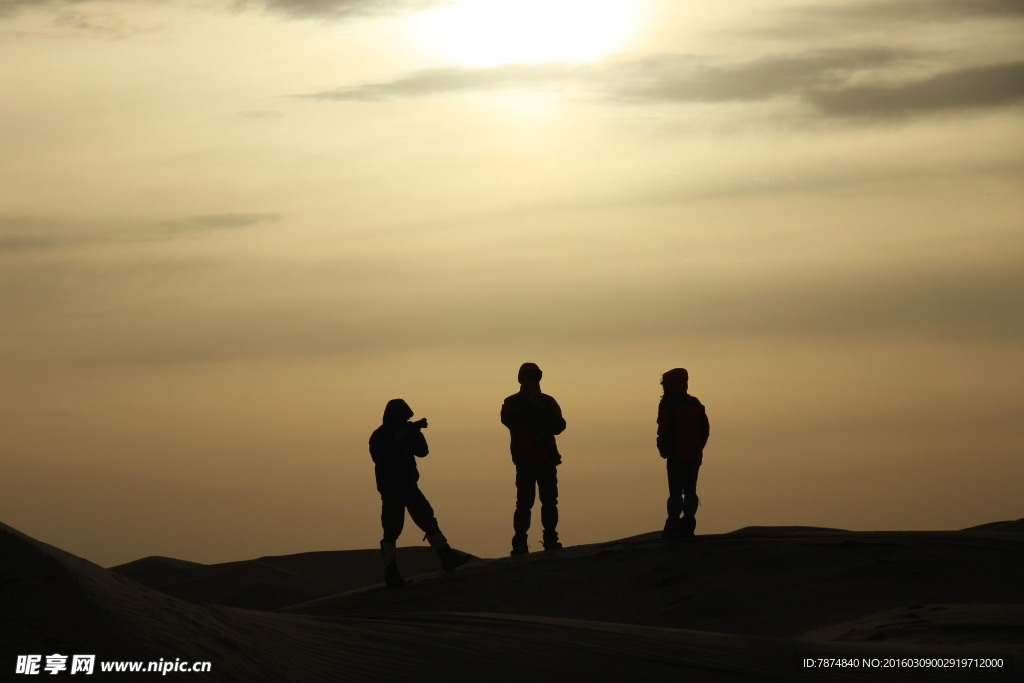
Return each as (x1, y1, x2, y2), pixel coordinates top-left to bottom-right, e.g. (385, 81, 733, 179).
(299, 50, 1024, 121)
(163, 213, 283, 231)
(0, 0, 443, 19)
(808, 61, 1024, 118)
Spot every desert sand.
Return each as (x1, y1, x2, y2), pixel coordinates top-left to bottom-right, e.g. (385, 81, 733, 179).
(2, 519, 1021, 682)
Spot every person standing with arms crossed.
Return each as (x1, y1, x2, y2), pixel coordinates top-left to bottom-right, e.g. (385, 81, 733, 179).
(501, 363, 566, 555)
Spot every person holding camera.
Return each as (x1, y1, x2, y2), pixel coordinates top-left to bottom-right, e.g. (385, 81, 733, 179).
(369, 398, 466, 587)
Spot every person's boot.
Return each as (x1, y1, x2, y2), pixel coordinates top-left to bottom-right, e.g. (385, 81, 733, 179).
(384, 560, 406, 587)
(380, 540, 405, 587)
(510, 533, 529, 556)
(542, 529, 561, 551)
(438, 546, 470, 573)
(680, 515, 697, 538)
(662, 516, 682, 539)
(680, 494, 698, 538)
(426, 531, 470, 573)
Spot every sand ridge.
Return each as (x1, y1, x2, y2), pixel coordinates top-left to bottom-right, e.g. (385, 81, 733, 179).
(110, 547, 459, 611)
(3, 520, 1021, 681)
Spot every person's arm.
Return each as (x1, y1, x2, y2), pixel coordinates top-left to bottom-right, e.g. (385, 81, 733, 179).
(394, 420, 430, 458)
(410, 429, 429, 458)
(370, 428, 399, 464)
(501, 396, 520, 429)
(544, 396, 566, 435)
(656, 401, 672, 458)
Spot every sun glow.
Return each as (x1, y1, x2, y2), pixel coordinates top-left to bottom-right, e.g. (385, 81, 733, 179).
(417, 0, 641, 67)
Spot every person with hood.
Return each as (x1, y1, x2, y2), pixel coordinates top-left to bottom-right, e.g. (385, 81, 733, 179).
(657, 368, 710, 538)
(500, 362, 566, 555)
(369, 398, 466, 587)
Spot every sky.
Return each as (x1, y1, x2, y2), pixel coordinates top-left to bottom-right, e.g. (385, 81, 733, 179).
(2, 0, 1022, 567)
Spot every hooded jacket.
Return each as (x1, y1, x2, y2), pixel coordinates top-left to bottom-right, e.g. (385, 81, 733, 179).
(369, 399, 428, 492)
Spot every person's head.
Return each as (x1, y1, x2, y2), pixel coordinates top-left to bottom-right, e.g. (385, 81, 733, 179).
(382, 398, 414, 424)
(516, 360, 540, 382)
(661, 368, 689, 395)
(518, 362, 543, 388)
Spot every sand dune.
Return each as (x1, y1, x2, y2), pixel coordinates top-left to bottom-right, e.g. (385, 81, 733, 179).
(3, 520, 1021, 682)
(111, 547, 456, 610)
(287, 525, 1024, 642)
(964, 519, 1024, 533)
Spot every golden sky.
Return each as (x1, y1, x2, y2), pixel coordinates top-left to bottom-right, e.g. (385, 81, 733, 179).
(2, 0, 1022, 566)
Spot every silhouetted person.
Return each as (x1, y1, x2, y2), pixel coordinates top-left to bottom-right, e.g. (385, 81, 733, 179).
(501, 363, 566, 555)
(369, 398, 467, 587)
(658, 368, 709, 539)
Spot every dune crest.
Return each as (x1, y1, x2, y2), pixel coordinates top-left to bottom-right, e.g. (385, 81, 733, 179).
(110, 547, 458, 610)
(3, 521, 1021, 681)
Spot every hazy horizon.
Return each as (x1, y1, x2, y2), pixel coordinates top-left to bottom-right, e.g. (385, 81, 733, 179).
(2, 0, 1022, 567)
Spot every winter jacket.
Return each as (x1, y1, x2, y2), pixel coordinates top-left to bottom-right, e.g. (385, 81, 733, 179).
(657, 393, 709, 461)
(500, 392, 566, 466)
(369, 421, 428, 493)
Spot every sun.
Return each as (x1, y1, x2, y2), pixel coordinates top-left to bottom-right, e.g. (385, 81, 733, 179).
(416, 0, 641, 67)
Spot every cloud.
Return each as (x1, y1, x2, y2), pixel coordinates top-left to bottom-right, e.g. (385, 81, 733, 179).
(0, 235, 67, 252)
(301, 50, 1024, 121)
(656, 261, 1024, 344)
(299, 61, 587, 100)
(0, 0, 90, 18)
(802, 0, 1024, 23)
(12, 241, 1018, 369)
(1, 244, 407, 366)
(4, 206, 1021, 370)
(808, 61, 1024, 118)
(300, 49, 906, 102)
(0, 216, 95, 253)
(0, 213, 282, 254)
(52, 10, 130, 36)
(243, 0, 445, 20)
(609, 50, 904, 104)
(751, 0, 1024, 40)
(161, 213, 282, 232)
(0, 0, 442, 20)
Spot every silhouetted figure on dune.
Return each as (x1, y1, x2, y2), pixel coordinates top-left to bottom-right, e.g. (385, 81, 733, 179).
(501, 363, 566, 555)
(369, 398, 468, 587)
(657, 368, 709, 539)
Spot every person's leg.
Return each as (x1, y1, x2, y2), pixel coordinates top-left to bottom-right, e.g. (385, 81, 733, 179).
(404, 485, 440, 536)
(666, 459, 686, 514)
(679, 460, 701, 536)
(512, 465, 536, 553)
(664, 459, 685, 538)
(379, 492, 407, 586)
(381, 491, 406, 543)
(406, 485, 468, 573)
(536, 464, 560, 549)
